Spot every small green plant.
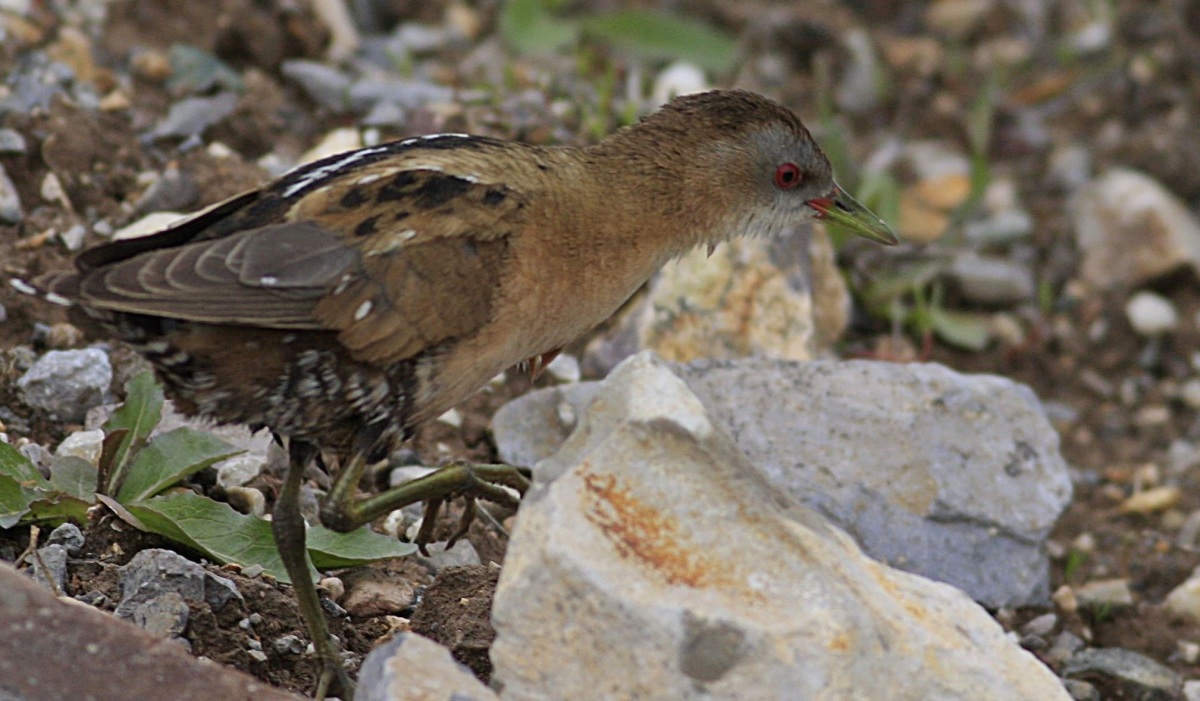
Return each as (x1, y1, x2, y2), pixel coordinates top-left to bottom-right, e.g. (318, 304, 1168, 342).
(0, 371, 412, 583)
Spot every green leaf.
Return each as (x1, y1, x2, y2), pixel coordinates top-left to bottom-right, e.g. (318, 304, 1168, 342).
(103, 371, 164, 493)
(499, 0, 579, 55)
(116, 427, 242, 504)
(49, 456, 98, 502)
(0, 440, 48, 487)
(307, 525, 416, 569)
(0, 474, 36, 528)
(126, 491, 306, 584)
(581, 10, 737, 73)
(929, 307, 992, 351)
(27, 492, 91, 525)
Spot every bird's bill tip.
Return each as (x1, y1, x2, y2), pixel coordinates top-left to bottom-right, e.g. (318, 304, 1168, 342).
(807, 184, 898, 246)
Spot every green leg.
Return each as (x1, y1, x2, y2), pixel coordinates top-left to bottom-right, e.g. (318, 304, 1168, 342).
(273, 439, 356, 700)
(321, 458, 530, 550)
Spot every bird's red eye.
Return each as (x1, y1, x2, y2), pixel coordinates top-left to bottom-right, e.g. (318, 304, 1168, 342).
(774, 163, 802, 189)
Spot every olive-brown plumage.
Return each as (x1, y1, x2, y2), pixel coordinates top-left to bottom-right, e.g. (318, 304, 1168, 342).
(33, 89, 895, 699)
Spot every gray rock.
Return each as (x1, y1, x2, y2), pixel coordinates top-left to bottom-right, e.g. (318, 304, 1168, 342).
(1184, 679, 1200, 701)
(46, 523, 84, 556)
(18, 348, 112, 423)
(1062, 648, 1181, 700)
(273, 634, 306, 655)
(358, 633, 500, 701)
(0, 163, 22, 225)
(1062, 679, 1100, 701)
(115, 549, 241, 620)
(0, 128, 27, 154)
(415, 540, 480, 572)
(30, 544, 68, 593)
(281, 60, 352, 111)
(491, 352, 1071, 701)
(148, 92, 238, 141)
(949, 253, 1036, 305)
(132, 591, 189, 639)
(495, 358, 1071, 608)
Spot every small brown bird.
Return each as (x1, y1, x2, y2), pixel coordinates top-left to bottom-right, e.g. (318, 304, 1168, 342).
(31, 89, 895, 698)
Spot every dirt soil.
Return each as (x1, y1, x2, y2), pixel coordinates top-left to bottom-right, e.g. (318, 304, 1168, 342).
(3, 0, 1200, 697)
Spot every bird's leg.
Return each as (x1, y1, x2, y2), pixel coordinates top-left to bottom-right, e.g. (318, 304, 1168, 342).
(273, 439, 355, 701)
(321, 459, 530, 552)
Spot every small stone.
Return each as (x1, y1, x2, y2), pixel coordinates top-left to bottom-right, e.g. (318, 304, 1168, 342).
(274, 634, 306, 655)
(296, 127, 362, 167)
(1185, 679, 1200, 701)
(1062, 648, 1181, 700)
(246, 649, 268, 663)
(341, 571, 416, 617)
(949, 253, 1035, 305)
(1052, 585, 1079, 614)
(318, 577, 345, 603)
(437, 408, 462, 428)
(1062, 679, 1100, 701)
(0, 163, 23, 225)
(215, 455, 264, 488)
(1075, 578, 1133, 608)
(1126, 291, 1179, 336)
(651, 62, 708, 105)
(149, 92, 239, 141)
(57, 224, 86, 251)
(46, 523, 84, 556)
(1177, 639, 1200, 665)
(224, 486, 265, 517)
(1046, 631, 1085, 665)
(0, 128, 27, 154)
(18, 349, 113, 423)
(1181, 379, 1200, 410)
(416, 540, 480, 572)
(132, 591, 189, 639)
(281, 60, 352, 112)
(30, 544, 68, 593)
(1165, 567, 1200, 622)
(1120, 486, 1181, 514)
(545, 353, 581, 384)
(1021, 612, 1057, 637)
(925, 0, 995, 38)
(55, 429, 105, 465)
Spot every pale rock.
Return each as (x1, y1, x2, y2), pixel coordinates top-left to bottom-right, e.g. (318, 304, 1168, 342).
(358, 633, 499, 701)
(1125, 291, 1179, 336)
(949, 253, 1035, 305)
(297, 127, 363, 167)
(1075, 578, 1133, 608)
(491, 352, 1070, 701)
(926, 0, 995, 38)
(1072, 169, 1200, 289)
(651, 62, 708, 105)
(1166, 567, 1200, 622)
(635, 227, 846, 364)
(18, 348, 112, 423)
(496, 358, 1070, 608)
(55, 429, 105, 465)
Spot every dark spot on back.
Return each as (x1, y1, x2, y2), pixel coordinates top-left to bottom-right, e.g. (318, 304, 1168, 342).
(412, 175, 472, 209)
(536, 163, 550, 172)
(340, 187, 369, 209)
(407, 135, 501, 151)
(394, 211, 410, 221)
(376, 171, 420, 202)
(354, 215, 380, 237)
(462, 240, 478, 257)
(482, 188, 507, 206)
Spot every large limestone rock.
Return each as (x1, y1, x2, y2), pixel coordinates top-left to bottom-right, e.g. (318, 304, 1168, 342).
(493, 359, 1072, 607)
(491, 352, 1070, 701)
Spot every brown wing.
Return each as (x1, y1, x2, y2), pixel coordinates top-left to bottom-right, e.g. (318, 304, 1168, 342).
(48, 162, 529, 365)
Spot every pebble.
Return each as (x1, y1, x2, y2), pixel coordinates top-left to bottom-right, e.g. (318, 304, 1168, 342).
(148, 92, 239, 141)
(545, 353, 581, 384)
(55, 429, 105, 465)
(1021, 612, 1057, 637)
(18, 349, 113, 423)
(1120, 486, 1180, 514)
(1126, 291, 1179, 337)
(1165, 567, 1200, 622)
(280, 60, 352, 111)
(1046, 630, 1086, 666)
(415, 540, 481, 572)
(651, 61, 708, 105)
(1062, 679, 1100, 701)
(223, 486, 265, 517)
(46, 523, 85, 556)
(1075, 578, 1133, 609)
(296, 127, 362, 167)
(318, 576, 345, 603)
(1178, 640, 1200, 665)
(1186, 680, 1200, 701)
(0, 128, 26, 154)
(0, 163, 23, 225)
(30, 543, 68, 593)
(273, 634, 306, 655)
(1052, 584, 1079, 614)
(1062, 648, 1182, 700)
(948, 253, 1035, 305)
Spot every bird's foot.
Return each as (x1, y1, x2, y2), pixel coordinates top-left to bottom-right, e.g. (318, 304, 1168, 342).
(409, 461, 530, 554)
